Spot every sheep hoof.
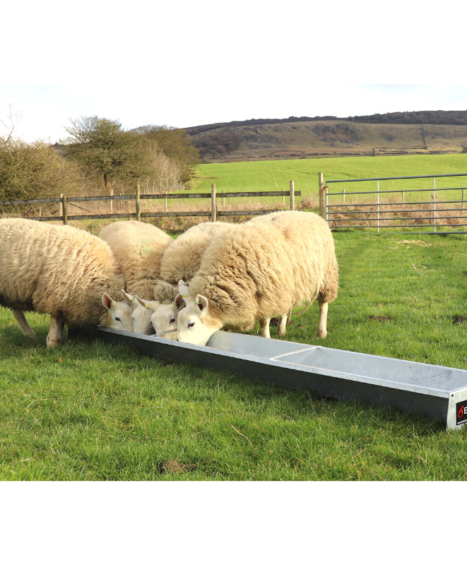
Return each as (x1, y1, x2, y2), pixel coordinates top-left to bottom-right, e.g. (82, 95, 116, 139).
(316, 331, 327, 339)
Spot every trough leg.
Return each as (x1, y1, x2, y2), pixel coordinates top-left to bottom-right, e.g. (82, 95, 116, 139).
(277, 313, 288, 337)
(12, 309, 37, 339)
(259, 318, 271, 339)
(46, 314, 64, 348)
(317, 300, 328, 339)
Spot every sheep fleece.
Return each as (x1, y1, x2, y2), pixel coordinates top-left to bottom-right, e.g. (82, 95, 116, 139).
(0, 219, 125, 326)
(99, 220, 173, 300)
(189, 211, 338, 330)
(155, 221, 233, 302)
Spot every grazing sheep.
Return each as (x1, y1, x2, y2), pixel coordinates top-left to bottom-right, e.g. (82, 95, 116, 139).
(150, 222, 234, 339)
(177, 211, 338, 346)
(0, 219, 133, 347)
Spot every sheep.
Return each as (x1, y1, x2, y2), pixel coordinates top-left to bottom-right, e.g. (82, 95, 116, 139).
(150, 222, 234, 339)
(99, 220, 173, 335)
(176, 211, 339, 346)
(0, 219, 133, 348)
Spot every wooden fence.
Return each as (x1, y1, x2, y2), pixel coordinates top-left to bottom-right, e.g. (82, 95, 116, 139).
(0, 182, 301, 224)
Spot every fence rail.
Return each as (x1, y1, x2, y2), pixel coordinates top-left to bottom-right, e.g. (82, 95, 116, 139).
(0, 183, 301, 225)
(323, 172, 467, 234)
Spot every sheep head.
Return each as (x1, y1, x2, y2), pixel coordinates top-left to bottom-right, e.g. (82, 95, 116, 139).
(177, 293, 223, 347)
(100, 293, 133, 331)
(150, 293, 186, 340)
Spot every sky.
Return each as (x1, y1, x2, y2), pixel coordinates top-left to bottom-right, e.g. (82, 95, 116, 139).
(2, 0, 466, 143)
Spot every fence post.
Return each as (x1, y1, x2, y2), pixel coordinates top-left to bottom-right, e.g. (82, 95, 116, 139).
(433, 178, 437, 232)
(463, 188, 465, 210)
(59, 193, 63, 217)
(377, 180, 380, 233)
(110, 189, 113, 214)
(164, 191, 168, 212)
(290, 180, 295, 211)
(223, 190, 225, 208)
(318, 172, 325, 219)
(62, 194, 68, 225)
(135, 184, 141, 221)
(211, 184, 217, 222)
(343, 188, 345, 204)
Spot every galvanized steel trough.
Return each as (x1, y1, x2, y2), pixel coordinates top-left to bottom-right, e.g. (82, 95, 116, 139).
(69, 327, 467, 431)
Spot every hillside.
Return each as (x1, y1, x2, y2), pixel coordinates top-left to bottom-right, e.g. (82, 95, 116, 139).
(186, 112, 467, 163)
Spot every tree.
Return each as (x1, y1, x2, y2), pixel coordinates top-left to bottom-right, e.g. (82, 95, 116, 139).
(132, 125, 200, 183)
(0, 134, 84, 203)
(61, 116, 156, 192)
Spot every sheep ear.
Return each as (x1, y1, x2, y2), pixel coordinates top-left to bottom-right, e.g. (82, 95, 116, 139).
(141, 300, 159, 312)
(135, 296, 147, 308)
(174, 293, 186, 311)
(195, 294, 208, 312)
(121, 289, 137, 307)
(102, 293, 113, 310)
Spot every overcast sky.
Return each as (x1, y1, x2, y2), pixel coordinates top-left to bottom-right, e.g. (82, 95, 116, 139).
(2, 1, 466, 143)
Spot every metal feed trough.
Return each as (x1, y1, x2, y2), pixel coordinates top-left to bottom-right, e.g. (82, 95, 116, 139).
(69, 327, 467, 431)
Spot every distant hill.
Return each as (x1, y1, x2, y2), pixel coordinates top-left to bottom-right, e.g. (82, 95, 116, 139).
(185, 111, 467, 163)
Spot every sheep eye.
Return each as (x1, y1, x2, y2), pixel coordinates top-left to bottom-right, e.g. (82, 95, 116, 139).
(115, 317, 121, 322)
(170, 318, 176, 324)
(188, 322, 195, 328)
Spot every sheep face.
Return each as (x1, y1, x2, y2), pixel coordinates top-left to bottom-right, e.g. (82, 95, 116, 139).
(121, 291, 156, 335)
(177, 294, 222, 347)
(101, 293, 133, 331)
(132, 301, 157, 335)
(150, 294, 186, 340)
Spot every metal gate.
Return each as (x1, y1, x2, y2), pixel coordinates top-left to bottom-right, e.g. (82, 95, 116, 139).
(325, 173, 467, 234)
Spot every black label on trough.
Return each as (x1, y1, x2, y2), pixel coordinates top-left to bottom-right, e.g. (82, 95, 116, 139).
(456, 401, 467, 426)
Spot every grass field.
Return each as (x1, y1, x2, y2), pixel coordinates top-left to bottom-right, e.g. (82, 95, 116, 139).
(193, 153, 467, 202)
(2, 229, 467, 481)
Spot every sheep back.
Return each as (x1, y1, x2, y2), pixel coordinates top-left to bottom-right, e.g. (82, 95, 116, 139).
(99, 221, 173, 300)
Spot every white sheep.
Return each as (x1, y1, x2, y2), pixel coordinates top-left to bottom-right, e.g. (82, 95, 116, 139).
(99, 220, 173, 335)
(0, 219, 133, 347)
(177, 211, 339, 346)
(149, 222, 234, 339)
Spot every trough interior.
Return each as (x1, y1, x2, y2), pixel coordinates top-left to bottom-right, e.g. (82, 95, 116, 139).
(206, 331, 313, 359)
(276, 347, 467, 393)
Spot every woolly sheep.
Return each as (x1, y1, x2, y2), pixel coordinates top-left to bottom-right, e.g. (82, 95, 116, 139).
(177, 211, 339, 346)
(0, 219, 133, 348)
(99, 221, 173, 335)
(150, 222, 234, 339)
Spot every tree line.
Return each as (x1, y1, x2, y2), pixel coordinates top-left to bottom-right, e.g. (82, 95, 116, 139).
(0, 115, 200, 203)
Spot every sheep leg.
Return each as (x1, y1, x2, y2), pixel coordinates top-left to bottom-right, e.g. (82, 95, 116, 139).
(46, 314, 64, 348)
(277, 313, 288, 337)
(12, 309, 37, 339)
(317, 300, 328, 338)
(259, 318, 271, 339)
(56, 317, 65, 344)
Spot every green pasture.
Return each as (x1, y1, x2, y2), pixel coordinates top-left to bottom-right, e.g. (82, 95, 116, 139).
(190, 154, 467, 208)
(2, 230, 467, 480)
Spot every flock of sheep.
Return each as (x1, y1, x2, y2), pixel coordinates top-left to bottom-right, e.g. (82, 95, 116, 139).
(0, 211, 339, 348)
